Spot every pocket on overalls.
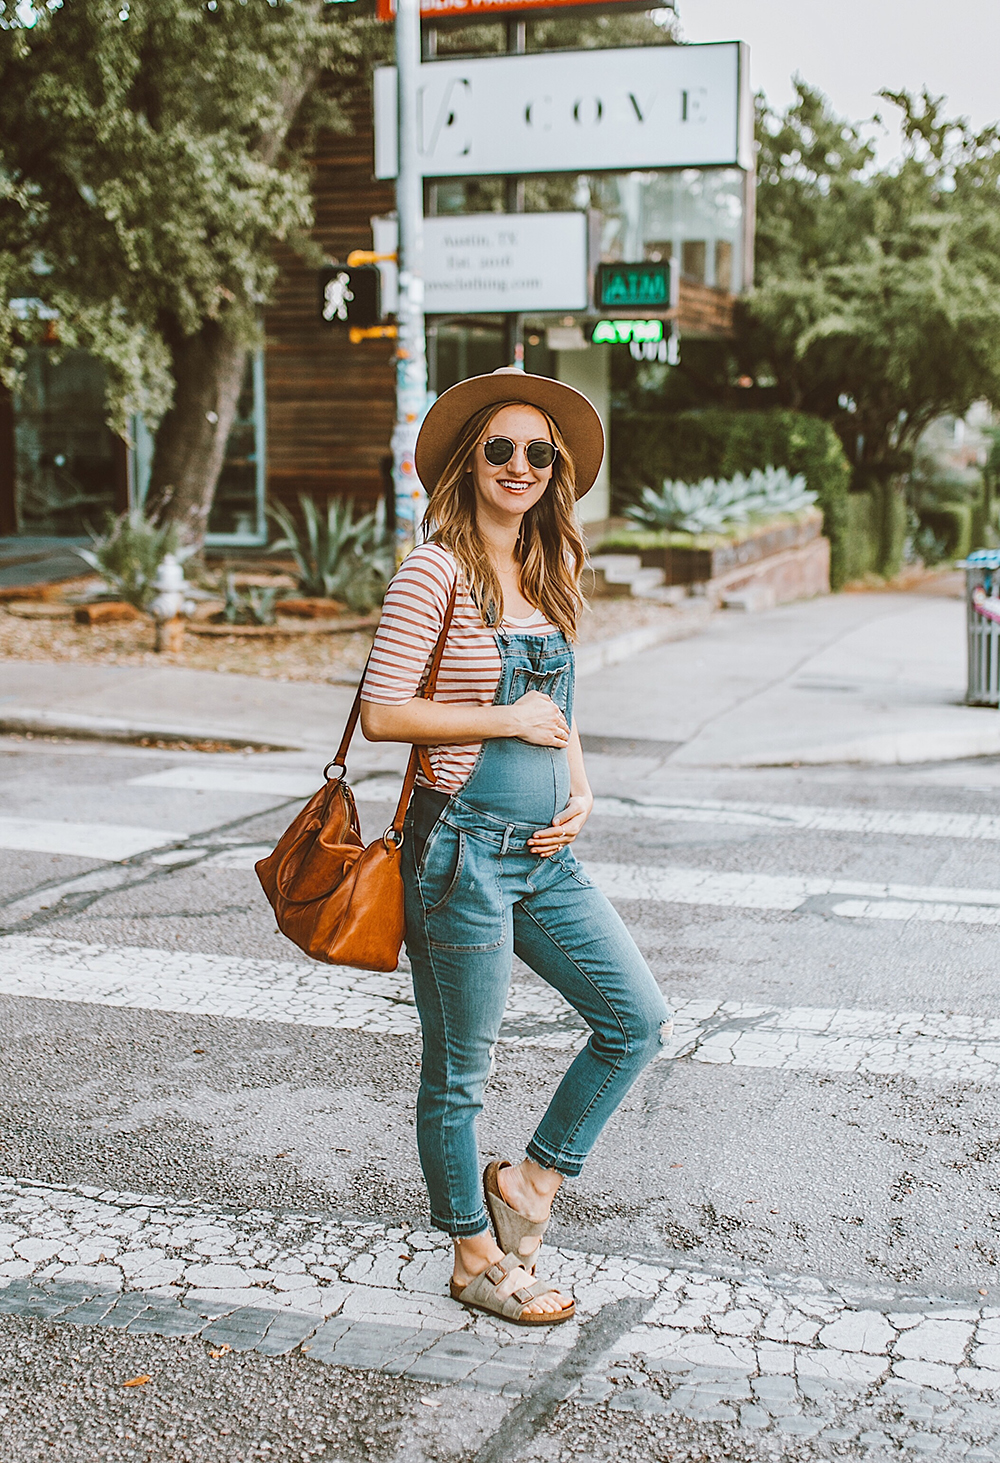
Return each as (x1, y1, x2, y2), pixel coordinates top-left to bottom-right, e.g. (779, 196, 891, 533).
(509, 664, 568, 707)
(425, 831, 507, 952)
(417, 821, 464, 914)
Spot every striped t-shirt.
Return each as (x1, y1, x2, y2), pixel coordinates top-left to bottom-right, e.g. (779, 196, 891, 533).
(361, 542, 559, 791)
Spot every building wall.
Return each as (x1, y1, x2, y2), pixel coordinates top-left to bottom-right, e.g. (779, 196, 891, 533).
(264, 102, 396, 515)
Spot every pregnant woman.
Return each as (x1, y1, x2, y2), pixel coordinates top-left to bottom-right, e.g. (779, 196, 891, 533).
(361, 368, 671, 1326)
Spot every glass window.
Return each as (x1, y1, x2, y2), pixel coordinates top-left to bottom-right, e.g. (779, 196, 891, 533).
(13, 348, 120, 536)
(429, 167, 747, 292)
(130, 348, 267, 545)
(430, 319, 507, 394)
(207, 350, 267, 544)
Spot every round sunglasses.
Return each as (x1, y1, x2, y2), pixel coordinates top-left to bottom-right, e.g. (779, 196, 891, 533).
(480, 436, 558, 471)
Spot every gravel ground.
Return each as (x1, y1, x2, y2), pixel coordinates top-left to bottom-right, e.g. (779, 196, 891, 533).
(0, 595, 680, 682)
(0, 1313, 420, 1463)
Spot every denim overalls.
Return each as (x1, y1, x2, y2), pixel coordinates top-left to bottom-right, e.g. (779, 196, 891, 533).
(402, 623, 672, 1238)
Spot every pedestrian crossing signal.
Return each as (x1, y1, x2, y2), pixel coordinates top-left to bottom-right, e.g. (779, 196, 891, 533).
(319, 265, 381, 328)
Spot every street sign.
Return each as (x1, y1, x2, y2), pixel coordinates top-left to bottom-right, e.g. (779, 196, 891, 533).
(375, 41, 751, 179)
(319, 265, 381, 327)
(371, 212, 588, 315)
(376, 0, 662, 18)
(591, 319, 664, 344)
(595, 262, 670, 311)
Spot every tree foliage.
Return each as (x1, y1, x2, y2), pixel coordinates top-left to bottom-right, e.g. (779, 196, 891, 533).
(0, 0, 383, 542)
(1, 0, 381, 426)
(741, 82, 1000, 570)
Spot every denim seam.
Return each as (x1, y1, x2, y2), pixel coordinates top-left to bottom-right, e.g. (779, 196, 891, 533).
(517, 900, 635, 1164)
(419, 934, 478, 1238)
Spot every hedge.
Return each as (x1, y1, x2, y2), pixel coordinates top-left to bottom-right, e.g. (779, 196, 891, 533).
(612, 409, 854, 589)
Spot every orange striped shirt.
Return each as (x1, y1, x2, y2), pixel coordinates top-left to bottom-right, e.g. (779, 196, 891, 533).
(361, 543, 559, 791)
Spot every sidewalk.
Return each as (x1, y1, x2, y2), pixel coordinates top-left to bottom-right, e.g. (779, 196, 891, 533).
(575, 589, 995, 766)
(1, 588, 993, 767)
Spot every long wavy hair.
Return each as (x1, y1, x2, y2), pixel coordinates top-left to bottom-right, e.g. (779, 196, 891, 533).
(424, 401, 588, 640)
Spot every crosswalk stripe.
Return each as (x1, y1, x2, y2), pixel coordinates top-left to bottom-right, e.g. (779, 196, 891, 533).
(1, 935, 996, 1083)
(0, 817, 182, 861)
(129, 767, 317, 797)
(587, 861, 1000, 923)
(592, 795, 1000, 843)
(127, 767, 1000, 844)
(4, 1175, 997, 1409)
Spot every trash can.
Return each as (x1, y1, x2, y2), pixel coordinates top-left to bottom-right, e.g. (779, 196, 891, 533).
(963, 549, 1000, 706)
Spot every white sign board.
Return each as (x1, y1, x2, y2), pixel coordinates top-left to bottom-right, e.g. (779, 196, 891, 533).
(373, 213, 588, 315)
(375, 41, 749, 180)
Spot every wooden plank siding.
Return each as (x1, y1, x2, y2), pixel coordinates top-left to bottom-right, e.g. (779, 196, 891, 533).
(264, 100, 395, 515)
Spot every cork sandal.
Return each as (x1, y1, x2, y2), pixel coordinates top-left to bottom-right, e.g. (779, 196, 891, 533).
(449, 1252, 575, 1327)
(483, 1160, 548, 1274)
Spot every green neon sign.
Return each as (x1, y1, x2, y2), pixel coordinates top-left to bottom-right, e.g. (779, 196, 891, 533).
(596, 261, 671, 309)
(591, 319, 664, 345)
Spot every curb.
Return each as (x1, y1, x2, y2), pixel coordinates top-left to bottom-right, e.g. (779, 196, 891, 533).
(575, 603, 712, 678)
(0, 709, 297, 753)
(0, 609, 714, 750)
(733, 723, 1000, 768)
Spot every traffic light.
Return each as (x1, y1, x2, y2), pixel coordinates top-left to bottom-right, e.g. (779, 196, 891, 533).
(318, 265, 382, 328)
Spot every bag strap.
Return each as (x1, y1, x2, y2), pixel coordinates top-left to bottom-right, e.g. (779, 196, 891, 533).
(391, 575, 459, 838)
(325, 574, 459, 843)
(325, 576, 458, 778)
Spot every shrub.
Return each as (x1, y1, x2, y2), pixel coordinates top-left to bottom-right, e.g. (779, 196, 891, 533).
(222, 576, 281, 626)
(75, 509, 195, 611)
(268, 495, 394, 613)
(624, 466, 816, 535)
(612, 409, 852, 588)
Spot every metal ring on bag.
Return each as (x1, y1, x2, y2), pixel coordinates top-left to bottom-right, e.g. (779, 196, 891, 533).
(383, 826, 404, 850)
(323, 760, 347, 783)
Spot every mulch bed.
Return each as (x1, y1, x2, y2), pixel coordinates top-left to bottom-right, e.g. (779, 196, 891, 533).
(0, 588, 682, 684)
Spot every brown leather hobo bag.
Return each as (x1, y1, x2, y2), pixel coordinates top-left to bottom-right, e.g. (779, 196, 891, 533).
(256, 581, 457, 972)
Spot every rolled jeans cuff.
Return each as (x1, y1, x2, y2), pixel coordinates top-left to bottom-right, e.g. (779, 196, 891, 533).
(525, 1137, 584, 1179)
(431, 1205, 490, 1238)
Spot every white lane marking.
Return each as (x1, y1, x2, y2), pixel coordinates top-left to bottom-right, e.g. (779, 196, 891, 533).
(129, 767, 317, 797)
(125, 771, 1000, 845)
(587, 861, 1000, 922)
(0, 817, 182, 861)
(593, 795, 1000, 843)
(6, 1175, 999, 1411)
(189, 839, 1000, 929)
(3, 936, 1000, 1083)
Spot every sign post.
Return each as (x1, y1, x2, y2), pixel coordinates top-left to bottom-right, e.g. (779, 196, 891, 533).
(392, 0, 429, 560)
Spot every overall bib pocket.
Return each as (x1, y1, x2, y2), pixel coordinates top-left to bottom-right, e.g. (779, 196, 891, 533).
(509, 664, 568, 708)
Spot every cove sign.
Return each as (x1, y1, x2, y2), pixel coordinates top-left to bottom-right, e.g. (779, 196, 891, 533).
(375, 41, 750, 179)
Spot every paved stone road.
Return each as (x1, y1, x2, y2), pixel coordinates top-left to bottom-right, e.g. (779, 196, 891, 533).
(3, 730, 1000, 1460)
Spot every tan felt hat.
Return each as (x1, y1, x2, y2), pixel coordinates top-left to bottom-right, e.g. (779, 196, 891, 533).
(414, 367, 605, 499)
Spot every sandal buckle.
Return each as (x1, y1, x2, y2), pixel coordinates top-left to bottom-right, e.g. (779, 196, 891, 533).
(485, 1263, 506, 1286)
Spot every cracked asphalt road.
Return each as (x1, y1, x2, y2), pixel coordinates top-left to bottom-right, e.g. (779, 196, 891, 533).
(3, 732, 1000, 1459)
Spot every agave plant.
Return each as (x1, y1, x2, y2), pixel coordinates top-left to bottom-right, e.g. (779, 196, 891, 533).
(222, 576, 281, 627)
(625, 466, 816, 536)
(268, 495, 394, 613)
(75, 509, 196, 611)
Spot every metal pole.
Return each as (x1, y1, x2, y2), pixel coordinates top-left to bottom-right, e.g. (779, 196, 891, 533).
(392, 0, 428, 560)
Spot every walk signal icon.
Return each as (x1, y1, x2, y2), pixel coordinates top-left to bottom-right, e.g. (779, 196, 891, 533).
(319, 265, 381, 328)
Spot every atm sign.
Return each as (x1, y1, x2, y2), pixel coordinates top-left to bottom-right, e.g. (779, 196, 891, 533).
(591, 319, 664, 345)
(596, 262, 671, 310)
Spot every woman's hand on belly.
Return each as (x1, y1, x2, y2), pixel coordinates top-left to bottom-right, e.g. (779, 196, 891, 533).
(527, 791, 594, 857)
(506, 691, 570, 748)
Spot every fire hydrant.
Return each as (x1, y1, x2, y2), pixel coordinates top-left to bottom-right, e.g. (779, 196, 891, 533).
(150, 553, 188, 654)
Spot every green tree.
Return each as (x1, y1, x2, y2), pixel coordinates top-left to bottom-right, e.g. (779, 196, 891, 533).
(0, 0, 382, 546)
(741, 82, 1000, 574)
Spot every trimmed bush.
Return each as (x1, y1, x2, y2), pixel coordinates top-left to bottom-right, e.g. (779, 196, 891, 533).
(612, 409, 852, 588)
(842, 492, 883, 581)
